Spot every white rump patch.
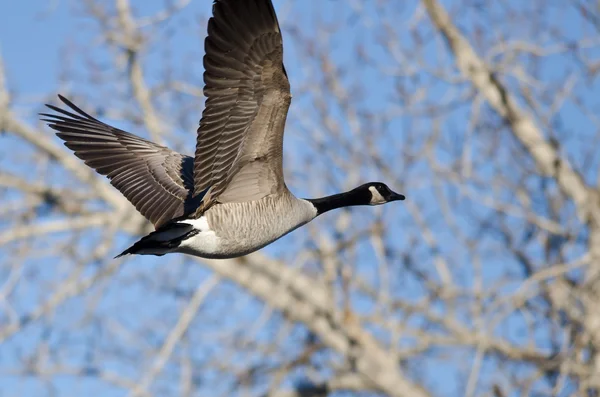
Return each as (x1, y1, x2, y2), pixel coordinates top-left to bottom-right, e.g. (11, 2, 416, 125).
(177, 217, 221, 256)
(180, 216, 211, 232)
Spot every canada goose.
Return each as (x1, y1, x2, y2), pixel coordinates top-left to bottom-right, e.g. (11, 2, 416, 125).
(41, 0, 405, 259)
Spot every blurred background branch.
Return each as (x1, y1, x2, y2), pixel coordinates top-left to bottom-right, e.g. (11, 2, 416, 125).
(1, 0, 599, 396)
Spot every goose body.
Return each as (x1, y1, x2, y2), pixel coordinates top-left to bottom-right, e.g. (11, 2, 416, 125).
(42, 0, 405, 260)
(154, 193, 316, 258)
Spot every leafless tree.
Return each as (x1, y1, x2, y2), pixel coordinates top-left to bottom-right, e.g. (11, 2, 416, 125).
(1, 0, 599, 396)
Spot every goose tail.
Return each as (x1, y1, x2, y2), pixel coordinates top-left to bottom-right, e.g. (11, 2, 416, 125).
(115, 222, 198, 258)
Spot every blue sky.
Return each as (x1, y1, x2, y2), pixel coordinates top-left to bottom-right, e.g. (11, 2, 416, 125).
(1, 0, 598, 396)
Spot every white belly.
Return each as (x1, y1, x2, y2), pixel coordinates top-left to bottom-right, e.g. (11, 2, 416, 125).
(176, 217, 223, 258)
(174, 216, 277, 259)
(172, 197, 317, 259)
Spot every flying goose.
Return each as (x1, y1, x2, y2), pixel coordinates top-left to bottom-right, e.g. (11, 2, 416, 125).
(41, 0, 405, 259)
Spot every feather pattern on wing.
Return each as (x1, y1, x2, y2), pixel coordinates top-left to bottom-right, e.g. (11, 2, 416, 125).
(42, 95, 196, 228)
(193, 0, 291, 212)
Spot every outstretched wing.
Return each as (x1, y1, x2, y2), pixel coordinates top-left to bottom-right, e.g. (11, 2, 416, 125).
(193, 0, 291, 211)
(42, 95, 195, 228)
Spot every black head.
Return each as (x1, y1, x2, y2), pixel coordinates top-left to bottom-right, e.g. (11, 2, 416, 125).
(357, 182, 405, 205)
(307, 181, 405, 216)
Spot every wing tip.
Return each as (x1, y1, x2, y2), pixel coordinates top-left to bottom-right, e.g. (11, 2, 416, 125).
(211, 0, 280, 34)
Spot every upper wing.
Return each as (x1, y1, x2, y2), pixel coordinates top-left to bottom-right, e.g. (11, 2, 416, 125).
(42, 95, 195, 228)
(193, 0, 291, 211)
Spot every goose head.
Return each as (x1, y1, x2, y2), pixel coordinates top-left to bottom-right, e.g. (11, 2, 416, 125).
(307, 182, 405, 216)
(359, 182, 405, 205)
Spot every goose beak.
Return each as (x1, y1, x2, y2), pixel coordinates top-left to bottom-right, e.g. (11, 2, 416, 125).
(389, 191, 405, 201)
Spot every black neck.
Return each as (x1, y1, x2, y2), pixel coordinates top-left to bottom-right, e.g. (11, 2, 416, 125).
(306, 188, 371, 216)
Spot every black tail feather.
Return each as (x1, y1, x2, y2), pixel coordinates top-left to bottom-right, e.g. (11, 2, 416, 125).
(114, 222, 199, 259)
(114, 245, 140, 259)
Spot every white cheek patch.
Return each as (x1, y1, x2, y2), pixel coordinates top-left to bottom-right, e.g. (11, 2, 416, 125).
(368, 186, 386, 205)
